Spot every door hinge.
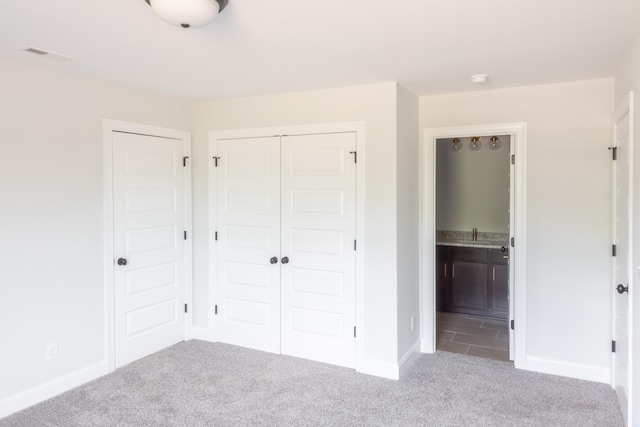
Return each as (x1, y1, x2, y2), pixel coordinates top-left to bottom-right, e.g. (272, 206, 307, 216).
(184, 304, 188, 313)
(612, 340, 616, 353)
(511, 154, 515, 165)
(349, 151, 357, 163)
(510, 237, 515, 248)
(510, 320, 515, 330)
(212, 156, 220, 167)
(609, 147, 617, 161)
(215, 231, 218, 241)
(183, 156, 189, 167)
(214, 305, 218, 315)
(353, 326, 356, 338)
(612, 244, 617, 257)
(354, 240, 357, 251)
(184, 230, 187, 240)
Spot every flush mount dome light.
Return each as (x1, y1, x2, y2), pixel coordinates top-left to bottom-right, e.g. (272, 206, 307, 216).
(144, 0, 228, 28)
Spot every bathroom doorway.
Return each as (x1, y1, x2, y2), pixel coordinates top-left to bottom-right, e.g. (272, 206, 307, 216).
(420, 123, 527, 367)
(434, 135, 511, 361)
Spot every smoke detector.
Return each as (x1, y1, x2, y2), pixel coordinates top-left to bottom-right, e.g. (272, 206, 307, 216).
(471, 74, 489, 84)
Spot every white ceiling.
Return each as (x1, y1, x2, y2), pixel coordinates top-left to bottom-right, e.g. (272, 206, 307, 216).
(1, 0, 638, 101)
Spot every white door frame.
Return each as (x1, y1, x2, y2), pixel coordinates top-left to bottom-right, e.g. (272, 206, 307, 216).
(611, 92, 634, 425)
(208, 121, 366, 371)
(420, 122, 527, 368)
(103, 119, 193, 373)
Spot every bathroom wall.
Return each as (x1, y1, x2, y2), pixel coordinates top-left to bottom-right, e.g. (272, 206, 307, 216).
(436, 136, 510, 233)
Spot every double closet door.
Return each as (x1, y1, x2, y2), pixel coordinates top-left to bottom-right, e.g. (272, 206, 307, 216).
(215, 132, 356, 368)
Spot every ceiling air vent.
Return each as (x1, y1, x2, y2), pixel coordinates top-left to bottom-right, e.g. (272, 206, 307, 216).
(18, 47, 73, 62)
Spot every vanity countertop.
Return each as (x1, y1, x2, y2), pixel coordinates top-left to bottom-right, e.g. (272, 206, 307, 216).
(436, 230, 509, 250)
(436, 240, 507, 249)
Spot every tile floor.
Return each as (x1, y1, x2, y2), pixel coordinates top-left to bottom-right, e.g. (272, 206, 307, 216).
(437, 311, 510, 362)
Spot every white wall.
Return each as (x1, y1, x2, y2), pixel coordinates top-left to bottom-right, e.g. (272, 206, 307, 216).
(436, 137, 510, 233)
(0, 59, 190, 416)
(0, 55, 620, 418)
(614, 30, 640, 423)
(396, 85, 421, 363)
(190, 83, 401, 370)
(421, 79, 614, 381)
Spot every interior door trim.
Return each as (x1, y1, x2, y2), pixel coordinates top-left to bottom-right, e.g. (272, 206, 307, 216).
(102, 119, 193, 373)
(420, 122, 528, 368)
(208, 121, 366, 372)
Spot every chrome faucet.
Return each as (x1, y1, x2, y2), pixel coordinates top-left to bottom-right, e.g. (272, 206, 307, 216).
(472, 228, 478, 241)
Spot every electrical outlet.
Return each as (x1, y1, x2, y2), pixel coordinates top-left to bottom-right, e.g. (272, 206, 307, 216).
(46, 342, 58, 362)
(410, 316, 415, 331)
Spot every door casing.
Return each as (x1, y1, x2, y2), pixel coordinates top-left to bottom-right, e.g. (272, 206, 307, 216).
(420, 122, 527, 368)
(103, 119, 193, 373)
(208, 121, 366, 371)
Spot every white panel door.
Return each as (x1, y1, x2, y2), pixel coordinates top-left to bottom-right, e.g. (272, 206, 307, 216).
(613, 108, 632, 425)
(113, 132, 186, 368)
(216, 137, 282, 353)
(280, 133, 357, 368)
(508, 138, 515, 361)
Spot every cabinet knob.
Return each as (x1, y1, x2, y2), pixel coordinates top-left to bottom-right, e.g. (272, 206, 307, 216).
(270, 257, 278, 264)
(281, 257, 289, 264)
(617, 284, 629, 294)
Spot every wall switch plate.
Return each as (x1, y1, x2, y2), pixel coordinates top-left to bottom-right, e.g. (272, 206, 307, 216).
(410, 316, 415, 331)
(46, 342, 58, 362)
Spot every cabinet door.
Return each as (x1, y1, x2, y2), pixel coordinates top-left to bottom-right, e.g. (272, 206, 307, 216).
(491, 264, 509, 314)
(451, 261, 487, 311)
(436, 246, 449, 310)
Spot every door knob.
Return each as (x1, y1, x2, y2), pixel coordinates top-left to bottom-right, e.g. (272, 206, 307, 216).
(281, 257, 289, 264)
(270, 257, 278, 264)
(117, 258, 127, 266)
(617, 284, 629, 294)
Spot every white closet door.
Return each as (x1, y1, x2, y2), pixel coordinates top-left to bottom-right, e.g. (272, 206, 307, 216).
(216, 137, 281, 353)
(113, 132, 186, 368)
(280, 133, 357, 368)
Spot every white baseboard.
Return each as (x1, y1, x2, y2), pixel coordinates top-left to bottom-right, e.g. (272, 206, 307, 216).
(0, 361, 107, 419)
(525, 356, 611, 384)
(357, 358, 399, 380)
(192, 327, 210, 341)
(398, 340, 422, 378)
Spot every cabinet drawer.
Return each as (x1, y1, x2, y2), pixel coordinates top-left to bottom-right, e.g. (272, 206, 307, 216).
(450, 247, 488, 262)
(491, 248, 509, 264)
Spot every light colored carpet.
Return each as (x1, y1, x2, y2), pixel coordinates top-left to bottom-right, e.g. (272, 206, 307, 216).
(1, 341, 624, 426)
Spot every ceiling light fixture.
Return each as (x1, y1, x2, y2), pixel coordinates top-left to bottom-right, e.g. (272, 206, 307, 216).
(471, 74, 489, 84)
(144, 0, 228, 28)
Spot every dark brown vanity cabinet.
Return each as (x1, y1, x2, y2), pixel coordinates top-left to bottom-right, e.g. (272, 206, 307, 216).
(437, 245, 509, 319)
